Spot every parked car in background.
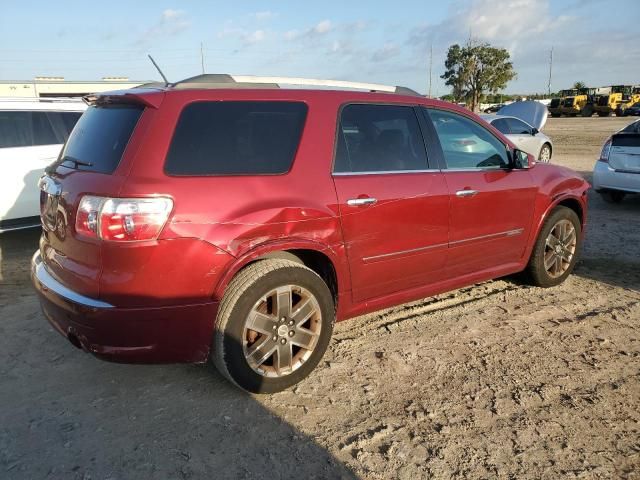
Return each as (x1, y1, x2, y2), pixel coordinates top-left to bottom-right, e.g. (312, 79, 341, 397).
(482, 103, 504, 113)
(593, 119, 640, 203)
(622, 102, 640, 116)
(0, 97, 85, 232)
(32, 75, 589, 393)
(480, 114, 553, 162)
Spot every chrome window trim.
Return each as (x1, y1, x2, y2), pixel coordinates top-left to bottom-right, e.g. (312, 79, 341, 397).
(333, 169, 440, 176)
(443, 167, 514, 172)
(31, 251, 114, 309)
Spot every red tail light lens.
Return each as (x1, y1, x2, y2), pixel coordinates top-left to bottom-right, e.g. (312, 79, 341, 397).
(76, 196, 103, 239)
(599, 138, 612, 163)
(75, 196, 173, 241)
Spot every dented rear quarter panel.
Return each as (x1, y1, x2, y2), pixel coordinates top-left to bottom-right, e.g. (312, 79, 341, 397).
(114, 90, 350, 304)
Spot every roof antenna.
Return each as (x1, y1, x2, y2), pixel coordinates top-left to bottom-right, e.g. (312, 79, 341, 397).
(147, 54, 169, 86)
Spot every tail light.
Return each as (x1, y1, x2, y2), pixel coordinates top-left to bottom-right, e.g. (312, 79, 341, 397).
(76, 196, 173, 241)
(599, 137, 612, 163)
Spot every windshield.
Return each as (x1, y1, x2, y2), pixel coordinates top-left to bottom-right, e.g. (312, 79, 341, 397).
(53, 104, 144, 174)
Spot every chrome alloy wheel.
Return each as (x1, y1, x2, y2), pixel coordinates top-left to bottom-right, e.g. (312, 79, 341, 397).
(544, 219, 577, 278)
(242, 285, 322, 377)
(539, 144, 551, 163)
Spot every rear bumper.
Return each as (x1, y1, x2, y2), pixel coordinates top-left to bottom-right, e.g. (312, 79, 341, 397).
(31, 251, 218, 363)
(593, 161, 640, 194)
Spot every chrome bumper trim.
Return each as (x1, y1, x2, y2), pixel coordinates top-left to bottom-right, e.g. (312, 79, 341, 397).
(31, 251, 114, 309)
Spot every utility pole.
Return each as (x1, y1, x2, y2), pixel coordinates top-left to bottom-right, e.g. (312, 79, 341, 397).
(200, 42, 205, 74)
(428, 44, 433, 98)
(547, 46, 553, 96)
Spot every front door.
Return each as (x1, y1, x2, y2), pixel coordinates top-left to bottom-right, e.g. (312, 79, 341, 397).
(423, 107, 537, 278)
(332, 103, 449, 302)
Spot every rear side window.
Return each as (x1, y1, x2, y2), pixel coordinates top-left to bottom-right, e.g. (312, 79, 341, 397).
(165, 101, 307, 175)
(333, 104, 428, 173)
(46, 111, 83, 142)
(0, 111, 60, 147)
(57, 105, 143, 174)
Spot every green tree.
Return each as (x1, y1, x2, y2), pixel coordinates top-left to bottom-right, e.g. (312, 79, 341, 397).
(573, 81, 586, 90)
(441, 41, 516, 112)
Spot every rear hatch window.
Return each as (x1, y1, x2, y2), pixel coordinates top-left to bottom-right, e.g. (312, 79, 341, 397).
(52, 104, 144, 174)
(165, 101, 307, 175)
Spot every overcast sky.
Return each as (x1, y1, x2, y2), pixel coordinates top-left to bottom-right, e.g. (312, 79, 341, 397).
(1, 0, 638, 96)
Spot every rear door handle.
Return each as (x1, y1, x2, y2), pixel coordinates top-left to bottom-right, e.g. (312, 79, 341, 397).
(455, 190, 478, 198)
(347, 197, 377, 206)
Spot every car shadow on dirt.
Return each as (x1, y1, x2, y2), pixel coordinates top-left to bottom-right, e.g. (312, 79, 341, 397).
(0, 229, 356, 480)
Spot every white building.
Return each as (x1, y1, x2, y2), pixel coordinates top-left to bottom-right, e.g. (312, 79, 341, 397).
(0, 77, 148, 98)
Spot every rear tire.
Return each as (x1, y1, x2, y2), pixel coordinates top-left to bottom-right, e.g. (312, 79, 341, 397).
(212, 259, 335, 394)
(597, 111, 610, 117)
(525, 206, 582, 288)
(600, 190, 625, 204)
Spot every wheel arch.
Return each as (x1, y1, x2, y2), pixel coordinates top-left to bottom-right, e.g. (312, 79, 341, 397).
(213, 240, 345, 307)
(539, 141, 552, 159)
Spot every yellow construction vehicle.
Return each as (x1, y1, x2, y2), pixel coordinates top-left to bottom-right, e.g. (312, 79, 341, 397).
(549, 89, 575, 117)
(595, 85, 632, 116)
(616, 85, 640, 116)
(560, 87, 597, 117)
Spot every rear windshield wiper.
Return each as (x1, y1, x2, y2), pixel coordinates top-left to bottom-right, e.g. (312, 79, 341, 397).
(60, 155, 94, 168)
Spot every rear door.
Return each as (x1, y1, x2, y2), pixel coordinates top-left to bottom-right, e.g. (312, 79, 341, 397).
(422, 107, 537, 278)
(332, 103, 449, 302)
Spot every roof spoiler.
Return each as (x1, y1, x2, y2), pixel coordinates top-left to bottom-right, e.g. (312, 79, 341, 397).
(83, 88, 164, 109)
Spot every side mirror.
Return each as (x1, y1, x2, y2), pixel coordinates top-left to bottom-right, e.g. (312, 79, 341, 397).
(511, 149, 535, 169)
(531, 127, 539, 136)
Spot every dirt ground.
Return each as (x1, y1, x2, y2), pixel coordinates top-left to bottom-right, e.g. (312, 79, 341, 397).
(1, 116, 639, 479)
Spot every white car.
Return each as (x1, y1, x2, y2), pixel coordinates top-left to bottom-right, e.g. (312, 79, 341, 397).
(593, 119, 640, 203)
(480, 114, 553, 163)
(0, 97, 85, 231)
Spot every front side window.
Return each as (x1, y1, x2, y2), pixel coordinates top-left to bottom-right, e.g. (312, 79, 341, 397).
(165, 101, 307, 175)
(506, 117, 532, 135)
(490, 118, 511, 135)
(425, 108, 509, 169)
(333, 104, 428, 173)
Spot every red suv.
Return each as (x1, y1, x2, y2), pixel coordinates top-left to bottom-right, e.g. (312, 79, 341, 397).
(32, 75, 589, 393)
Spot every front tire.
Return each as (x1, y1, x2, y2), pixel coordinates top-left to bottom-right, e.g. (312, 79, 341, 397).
(538, 143, 552, 163)
(212, 259, 335, 394)
(525, 206, 581, 288)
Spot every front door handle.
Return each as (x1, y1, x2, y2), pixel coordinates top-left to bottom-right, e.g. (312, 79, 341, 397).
(455, 189, 478, 198)
(347, 197, 377, 206)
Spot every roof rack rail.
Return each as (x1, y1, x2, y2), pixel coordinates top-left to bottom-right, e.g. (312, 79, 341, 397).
(170, 74, 421, 96)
